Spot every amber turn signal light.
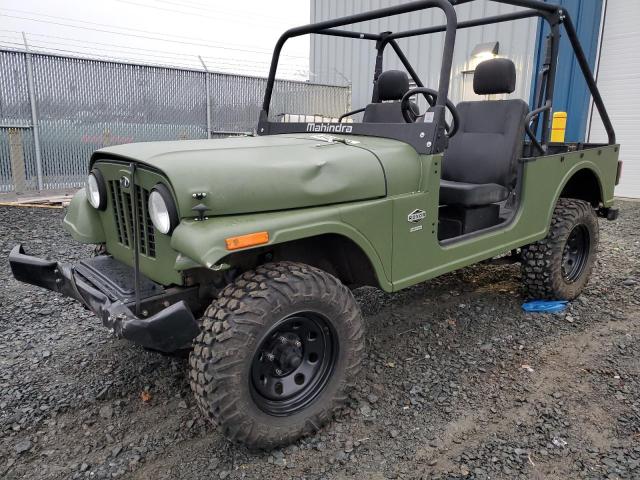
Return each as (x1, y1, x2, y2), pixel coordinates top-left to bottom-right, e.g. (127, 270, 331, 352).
(225, 231, 269, 250)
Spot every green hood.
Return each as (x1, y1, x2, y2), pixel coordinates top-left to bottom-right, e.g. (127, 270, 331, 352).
(92, 134, 420, 217)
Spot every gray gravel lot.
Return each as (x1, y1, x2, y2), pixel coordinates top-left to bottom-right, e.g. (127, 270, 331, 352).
(1, 201, 639, 480)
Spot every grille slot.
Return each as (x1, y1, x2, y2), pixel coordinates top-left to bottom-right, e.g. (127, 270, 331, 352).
(108, 180, 155, 258)
(110, 180, 129, 247)
(136, 188, 146, 255)
(144, 189, 156, 257)
(136, 187, 156, 257)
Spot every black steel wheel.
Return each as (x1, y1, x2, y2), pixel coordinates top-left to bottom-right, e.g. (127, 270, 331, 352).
(521, 198, 599, 300)
(189, 262, 364, 449)
(562, 224, 591, 282)
(250, 312, 338, 416)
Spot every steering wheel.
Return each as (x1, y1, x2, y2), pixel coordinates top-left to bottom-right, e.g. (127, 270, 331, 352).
(400, 87, 460, 138)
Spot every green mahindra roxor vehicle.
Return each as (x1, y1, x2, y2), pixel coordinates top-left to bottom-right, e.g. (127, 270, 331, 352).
(10, 0, 622, 448)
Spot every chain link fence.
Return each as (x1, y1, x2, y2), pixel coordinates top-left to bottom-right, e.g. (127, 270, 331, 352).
(0, 49, 351, 193)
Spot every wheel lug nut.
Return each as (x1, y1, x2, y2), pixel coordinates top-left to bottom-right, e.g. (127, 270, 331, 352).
(294, 340, 301, 348)
(266, 353, 275, 361)
(279, 336, 288, 344)
(275, 369, 283, 375)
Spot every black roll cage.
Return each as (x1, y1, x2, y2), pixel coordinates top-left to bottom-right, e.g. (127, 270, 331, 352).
(257, 0, 616, 155)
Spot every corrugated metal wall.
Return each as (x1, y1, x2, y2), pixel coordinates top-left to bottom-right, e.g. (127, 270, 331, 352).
(311, 0, 539, 112)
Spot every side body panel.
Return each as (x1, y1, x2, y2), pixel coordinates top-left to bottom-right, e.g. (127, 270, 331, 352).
(391, 145, 619, 290)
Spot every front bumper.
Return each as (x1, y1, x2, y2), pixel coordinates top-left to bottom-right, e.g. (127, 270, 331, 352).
(9, 244, 200, 353)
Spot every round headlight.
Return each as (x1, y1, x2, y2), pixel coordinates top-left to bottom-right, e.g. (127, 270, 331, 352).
(86, 170, 106, 210)
(148, 184, 178, 234)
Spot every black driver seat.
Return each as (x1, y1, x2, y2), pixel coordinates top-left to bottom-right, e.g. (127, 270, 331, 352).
(363, 70, 418, 123)
(440, 58, 529, 207)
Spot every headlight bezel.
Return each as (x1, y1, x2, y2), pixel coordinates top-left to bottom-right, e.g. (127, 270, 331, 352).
(86, 169, 107, 211)
(148, 183, 179, 235)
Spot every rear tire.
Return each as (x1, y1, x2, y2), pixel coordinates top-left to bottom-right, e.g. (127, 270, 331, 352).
(521, 198, 599, 300)
(189, 261, 364, 449)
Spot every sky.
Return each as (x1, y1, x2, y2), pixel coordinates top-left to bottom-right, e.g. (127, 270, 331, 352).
(0, 0, 310, 79)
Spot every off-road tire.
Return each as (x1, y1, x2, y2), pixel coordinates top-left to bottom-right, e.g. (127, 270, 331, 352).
(521, 198, 599, 300)
(189, 261, 364, 449)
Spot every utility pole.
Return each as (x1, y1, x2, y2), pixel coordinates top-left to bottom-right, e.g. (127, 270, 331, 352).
(22, 32, 44, 190)
(199, 56, 212, 139)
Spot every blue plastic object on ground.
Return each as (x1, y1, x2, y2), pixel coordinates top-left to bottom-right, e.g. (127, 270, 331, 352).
(522, 300, 568, 313)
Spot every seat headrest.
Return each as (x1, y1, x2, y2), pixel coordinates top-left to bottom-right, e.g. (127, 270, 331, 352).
(377, 70, 410, 101)
(473, 58, 516, 95)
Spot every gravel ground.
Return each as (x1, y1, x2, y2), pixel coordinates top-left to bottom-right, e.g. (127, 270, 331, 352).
(1, 201, 639, 480)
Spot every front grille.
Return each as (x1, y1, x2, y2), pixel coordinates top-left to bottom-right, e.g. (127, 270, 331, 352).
(109, 180, 156, 258)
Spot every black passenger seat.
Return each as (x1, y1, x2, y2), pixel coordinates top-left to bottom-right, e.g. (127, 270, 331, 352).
(362, 70, 419, 123)
(439, 58, 529, 207)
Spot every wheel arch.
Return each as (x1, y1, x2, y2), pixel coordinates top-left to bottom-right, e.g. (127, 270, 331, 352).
(558, 167, 604, 207)
(218, 233, 383, 290)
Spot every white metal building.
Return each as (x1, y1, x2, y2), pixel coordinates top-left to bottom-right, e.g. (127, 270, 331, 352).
(310, 0, 639, 198)
(587, 0, 640, 198)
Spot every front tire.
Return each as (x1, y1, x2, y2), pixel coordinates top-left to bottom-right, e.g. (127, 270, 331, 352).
(521, 198, 599, 300)
(189, 262, 364, 449)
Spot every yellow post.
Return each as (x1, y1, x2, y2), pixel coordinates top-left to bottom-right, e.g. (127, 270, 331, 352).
(551, 111, 567, 143)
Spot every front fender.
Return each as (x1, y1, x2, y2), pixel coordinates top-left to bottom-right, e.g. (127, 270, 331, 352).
(63, 189, 106, 244)
(170, 203, 393, 291)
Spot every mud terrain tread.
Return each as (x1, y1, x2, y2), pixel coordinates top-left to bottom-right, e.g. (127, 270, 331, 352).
(521, 198, 599, 300)
(189, 261, 364, 449)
